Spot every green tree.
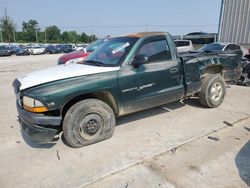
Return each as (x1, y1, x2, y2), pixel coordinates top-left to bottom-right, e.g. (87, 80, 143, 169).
(45, 25, 61, 43)
(38, 31, 45, 43)
(0, 16, 16, 43)
(80, 32, 90, 43)
(61, 31, 70, 43)
(89, 34, 97, 43)
(1, 17, 98, 43)
(16, 31, 26, 43)
(22, 20, 40, 42)
(68, 31, 80, 43)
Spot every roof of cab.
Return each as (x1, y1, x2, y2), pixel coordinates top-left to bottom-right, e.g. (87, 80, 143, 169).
(124, 31, 167, 38)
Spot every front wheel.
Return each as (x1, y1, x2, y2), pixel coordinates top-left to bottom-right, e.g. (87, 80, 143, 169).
(63, 99, 116, 148)
(198, 74, 226, 108)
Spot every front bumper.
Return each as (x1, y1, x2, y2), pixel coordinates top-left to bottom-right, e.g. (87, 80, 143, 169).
(0, 52, 11, 56)
(17, 102, 62, 143)
(57, 59, 65, 65)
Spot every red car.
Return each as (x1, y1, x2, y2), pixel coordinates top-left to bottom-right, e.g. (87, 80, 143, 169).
(57, 39, 107, 65)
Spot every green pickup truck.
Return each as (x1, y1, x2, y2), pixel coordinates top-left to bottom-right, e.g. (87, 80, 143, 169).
(13, 32, 243, 148)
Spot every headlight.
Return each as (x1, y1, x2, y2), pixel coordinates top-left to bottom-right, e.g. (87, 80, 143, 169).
(23, 96, 48, 113)
(65, 57, 85, 64)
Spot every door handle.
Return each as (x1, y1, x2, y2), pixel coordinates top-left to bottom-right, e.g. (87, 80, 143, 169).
(170, 67, 179, 73)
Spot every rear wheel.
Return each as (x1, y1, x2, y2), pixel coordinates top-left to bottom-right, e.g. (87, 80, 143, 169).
(63, 99, 115, 148)
(198, 74, 226, 108)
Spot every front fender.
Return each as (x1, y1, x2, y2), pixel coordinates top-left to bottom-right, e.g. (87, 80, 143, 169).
(23, 72, 119, 111)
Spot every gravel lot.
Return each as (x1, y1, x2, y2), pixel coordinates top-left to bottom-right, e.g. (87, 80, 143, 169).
(0, 54, 249, 188)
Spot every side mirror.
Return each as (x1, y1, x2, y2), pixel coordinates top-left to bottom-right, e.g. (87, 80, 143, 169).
(132, 54, 148, 68)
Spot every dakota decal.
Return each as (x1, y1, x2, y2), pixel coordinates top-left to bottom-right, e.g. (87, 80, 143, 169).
(122, 83, 155, 93)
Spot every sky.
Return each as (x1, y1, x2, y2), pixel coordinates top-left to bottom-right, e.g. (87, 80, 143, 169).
(0, 0, 222, 38)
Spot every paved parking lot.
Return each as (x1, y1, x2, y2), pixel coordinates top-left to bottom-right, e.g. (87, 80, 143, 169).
(0, 54, 249, 188)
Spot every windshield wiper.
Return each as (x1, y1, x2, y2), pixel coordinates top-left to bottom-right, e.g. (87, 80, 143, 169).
(83, 60, 105, 66)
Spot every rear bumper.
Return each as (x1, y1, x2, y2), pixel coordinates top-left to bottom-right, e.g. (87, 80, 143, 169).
(17, 102, 62, 143)
(223, 67, 242, 82)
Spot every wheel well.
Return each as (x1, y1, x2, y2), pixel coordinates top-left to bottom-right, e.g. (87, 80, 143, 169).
(202, 65, 223, 78)
(61, 92, 119, 117)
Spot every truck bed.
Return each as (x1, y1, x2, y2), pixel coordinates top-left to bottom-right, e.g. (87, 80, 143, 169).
(180, 50, 243, 96)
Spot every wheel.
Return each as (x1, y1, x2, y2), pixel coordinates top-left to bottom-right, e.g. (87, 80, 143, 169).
(198, 74, 226, 108)
(63, 99, 116, 148)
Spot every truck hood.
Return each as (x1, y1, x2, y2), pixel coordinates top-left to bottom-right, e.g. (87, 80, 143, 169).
(18, 64, 120, 90)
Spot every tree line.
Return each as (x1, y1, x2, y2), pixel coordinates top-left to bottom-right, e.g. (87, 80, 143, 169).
(0, 17, 97, 44)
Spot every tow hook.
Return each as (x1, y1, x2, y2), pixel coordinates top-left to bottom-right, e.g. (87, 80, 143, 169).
(17, 116, 21, 123)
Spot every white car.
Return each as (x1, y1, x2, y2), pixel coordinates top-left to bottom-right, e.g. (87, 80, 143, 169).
(75, 44, 88, 51)
(174, 40, 194, 53)
(240, 46, 249, 58)
(30, 46, 46, 55)
(200, 42, 249, 57)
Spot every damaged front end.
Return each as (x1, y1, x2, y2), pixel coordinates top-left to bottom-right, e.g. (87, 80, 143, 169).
(13, 79, 62, 143)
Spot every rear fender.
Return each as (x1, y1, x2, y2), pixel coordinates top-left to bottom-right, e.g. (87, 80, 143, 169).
(201, 65, 223, 78)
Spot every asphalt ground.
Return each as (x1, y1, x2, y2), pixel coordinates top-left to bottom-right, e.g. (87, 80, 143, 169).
(0, 54, 249, 188)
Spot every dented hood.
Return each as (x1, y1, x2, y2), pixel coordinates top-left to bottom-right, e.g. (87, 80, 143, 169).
(17, 63, 119, 90)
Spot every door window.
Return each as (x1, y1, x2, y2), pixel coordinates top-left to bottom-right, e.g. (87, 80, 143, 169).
(137, 39, 171, 63)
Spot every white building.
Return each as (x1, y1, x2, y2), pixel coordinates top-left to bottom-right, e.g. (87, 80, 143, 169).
(218, 0, 250, 47)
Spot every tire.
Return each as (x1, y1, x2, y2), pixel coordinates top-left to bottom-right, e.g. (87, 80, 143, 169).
(198, 74, 226, 108)
(63, 99, 116, 148)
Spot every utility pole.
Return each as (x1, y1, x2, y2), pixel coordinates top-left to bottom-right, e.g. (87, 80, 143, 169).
(13, 30, 16, 43)
(35, 28, 38, 43)
(4, 7, 11, 43)
(91, 26, 94, 42)
(44, 29, 47, 43)
(0, 29, 3, 43)
(5, 8, 8, 19)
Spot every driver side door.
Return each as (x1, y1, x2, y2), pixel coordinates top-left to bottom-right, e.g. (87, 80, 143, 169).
(117, 36, 184, 115)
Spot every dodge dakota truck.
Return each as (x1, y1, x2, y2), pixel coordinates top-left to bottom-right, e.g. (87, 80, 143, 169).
(13, 32, 243, 148)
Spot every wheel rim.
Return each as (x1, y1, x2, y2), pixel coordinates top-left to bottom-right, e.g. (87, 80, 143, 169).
(78, 113, 103, 139)
(210, 81, 223, 102)
(85, 119, 99, 134)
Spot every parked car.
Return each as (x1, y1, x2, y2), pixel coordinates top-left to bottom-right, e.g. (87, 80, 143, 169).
(16, 47, 30, 56)
(174, 40, 194, 53)
(9, 45, 20, 54)
(245, 49, 250, 59)
(184, 32, 217, 44)
(58, 39, 107, 64)
(198, 42, 250, 58)
(30, 46, 46, 55)
(0, 45, 13, 56)
(75, 44, 88, 51)
(60, 45, 74, 53)
(13, 31, 243, 147)
(240, 46, 250, 58)
(198, 43, 250, 59)
(46, 45, 61, 54)
(199, 42, 241, 53)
